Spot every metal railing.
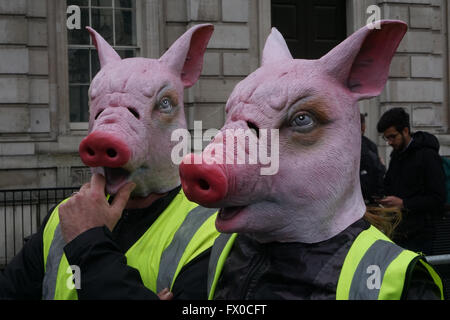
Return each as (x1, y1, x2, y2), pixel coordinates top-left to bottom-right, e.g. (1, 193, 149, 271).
(0, 187, 79, 267)
(1, 187, 450, 299)
(428, 211, 450, 299)
(427, 255, 450, 300)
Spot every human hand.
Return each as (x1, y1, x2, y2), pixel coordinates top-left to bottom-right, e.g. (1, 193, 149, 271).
(59, 174, 136, 243)
(378, 196, 404, 209)
(157, 288, 174, 300)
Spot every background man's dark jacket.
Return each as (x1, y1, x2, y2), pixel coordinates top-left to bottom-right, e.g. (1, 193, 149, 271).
(384, 131, 446, 254)
(360, 135, 386, 203)
(0, 186, 211, 300)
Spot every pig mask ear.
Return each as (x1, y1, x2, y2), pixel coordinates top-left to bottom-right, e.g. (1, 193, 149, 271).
(262, 27, 293, 66)
(320, 20, 407, 100)
(86, 27, 121, 68)
(159, 24, 214, 88)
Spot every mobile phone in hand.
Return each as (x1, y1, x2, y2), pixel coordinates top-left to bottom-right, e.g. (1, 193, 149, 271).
(372, 195, 385, 202)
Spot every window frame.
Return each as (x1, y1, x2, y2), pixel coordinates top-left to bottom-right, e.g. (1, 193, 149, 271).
(67, 0, 141, 130)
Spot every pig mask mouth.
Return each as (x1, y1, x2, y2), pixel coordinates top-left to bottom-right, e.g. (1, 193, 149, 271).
(216, 206, 247, 232)
(218, 205, 247, 222)
(215, 202, 277, 234)
(103, 167, 132, 195)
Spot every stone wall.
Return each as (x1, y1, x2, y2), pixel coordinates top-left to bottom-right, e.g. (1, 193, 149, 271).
(0, 0, 58, 189)
(375, 0, 449, 159)
(0, 0, 448, 189)
(0, 0, 266, 189)
(380, 0, 447, 130)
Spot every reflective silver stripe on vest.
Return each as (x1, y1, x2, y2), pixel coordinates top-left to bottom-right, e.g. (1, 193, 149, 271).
(348, 240, 403, 300)
(156, 206, 217, 293)
(207, 232, 234, 298)
(42, 225, 66, 300)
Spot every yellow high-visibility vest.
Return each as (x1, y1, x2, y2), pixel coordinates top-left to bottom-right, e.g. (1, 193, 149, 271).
(207, 226, 443, 300)
(42, 189, 219, 300)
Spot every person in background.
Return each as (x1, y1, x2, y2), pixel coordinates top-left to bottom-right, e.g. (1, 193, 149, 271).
(377, 108, 446, 255)
(360, 113, 386, 204)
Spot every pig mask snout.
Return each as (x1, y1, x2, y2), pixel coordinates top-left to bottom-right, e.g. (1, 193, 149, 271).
(179, 154, 228, 207)
(79, 131, 131, 168)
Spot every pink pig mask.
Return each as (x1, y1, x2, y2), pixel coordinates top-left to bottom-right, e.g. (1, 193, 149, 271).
(78, 24, 214, 199)
(179, 20, 407, 244)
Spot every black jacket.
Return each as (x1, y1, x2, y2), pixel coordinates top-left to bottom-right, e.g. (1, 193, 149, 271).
(360, 135, 386, 203)
(214, 219, 441, 300)
(384, 131, 446, 253)
(0, 186, 211, 300)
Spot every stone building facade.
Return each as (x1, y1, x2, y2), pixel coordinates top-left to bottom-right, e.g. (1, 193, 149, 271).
(0, 0, 449, 189)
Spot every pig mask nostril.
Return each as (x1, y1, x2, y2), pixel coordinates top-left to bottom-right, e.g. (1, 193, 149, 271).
(106, 148, 118, 158)
(87, 148, 95, 156)
(198, 179, 210, 191)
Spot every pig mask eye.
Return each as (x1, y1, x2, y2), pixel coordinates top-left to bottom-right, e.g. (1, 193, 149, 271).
(94, 109, 104, 120)
(290, 112, 316, 132)
(158, 97, 173, 113)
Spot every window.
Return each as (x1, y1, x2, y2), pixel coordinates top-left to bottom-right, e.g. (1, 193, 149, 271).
(271, 0, 346, 59)
(67, 0, 138, 124)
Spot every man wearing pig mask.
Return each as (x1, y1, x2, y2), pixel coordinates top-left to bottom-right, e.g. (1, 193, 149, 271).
(0, 24, 220, 300)
(179, 21, 444, 299)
